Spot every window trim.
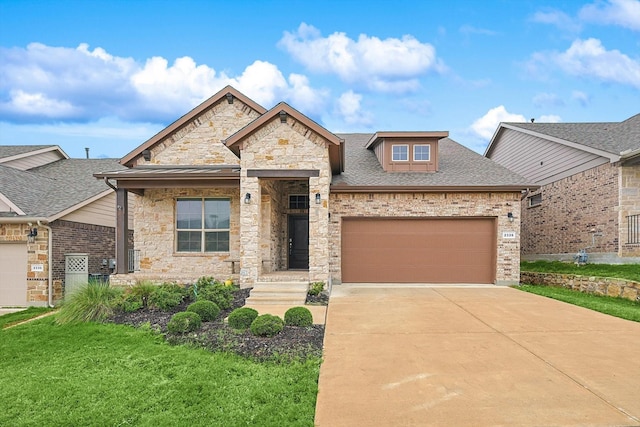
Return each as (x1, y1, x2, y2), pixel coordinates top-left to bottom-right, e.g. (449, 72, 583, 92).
(528, 193, 542, 208)
(175, 197, 230, 253)
(288, 194, 310, 210)
(391, 144, 409, 162)
(413, 144, 431, 162)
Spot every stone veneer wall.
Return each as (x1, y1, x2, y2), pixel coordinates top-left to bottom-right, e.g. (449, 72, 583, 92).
(239, 117, 331, 286)
(0, 223, 50, 305)
(521, 163, 619, 256)
(111, 188, 240, 286)
(521, 271, 640, 302)
(619, 164, 640, 257)
(328, 192, 522, 286)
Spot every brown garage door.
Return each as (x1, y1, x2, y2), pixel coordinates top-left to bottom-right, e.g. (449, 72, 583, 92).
(0, 243, 28, 306)
(341, 218, 496, 283)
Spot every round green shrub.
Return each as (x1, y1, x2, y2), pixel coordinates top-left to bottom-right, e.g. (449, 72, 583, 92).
(250, 314, 284, 337)
(284, 306, 313, 327)
(167, 311, 202, 333)
(186, 300, 220, 322)
(227, 307, 259, 330)
(148, 282, 187, 310)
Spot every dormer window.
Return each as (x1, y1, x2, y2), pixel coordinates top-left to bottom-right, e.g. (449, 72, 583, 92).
(414, 145, 431, 161)
(392, 145, 409, 161)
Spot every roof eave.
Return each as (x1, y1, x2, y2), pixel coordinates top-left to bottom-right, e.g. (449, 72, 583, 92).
(329, 185, 537, 193)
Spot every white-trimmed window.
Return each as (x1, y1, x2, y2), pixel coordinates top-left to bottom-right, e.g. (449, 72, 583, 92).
(528, 193, 542, 207)
(176, 198, 230, 252)
(392, 145, 409, 161)
(414, 145, 431, 161)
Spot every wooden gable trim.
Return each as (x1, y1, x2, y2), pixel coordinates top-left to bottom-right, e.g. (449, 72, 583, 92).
(224, 102, 344, 173)
(120, 86, 267, 167)
(485, 124, 620, 162)
(0, 191, 26, 215)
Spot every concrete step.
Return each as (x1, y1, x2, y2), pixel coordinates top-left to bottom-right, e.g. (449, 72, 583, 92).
(246, 281, 308, 306)
(258, 274, 309, 282)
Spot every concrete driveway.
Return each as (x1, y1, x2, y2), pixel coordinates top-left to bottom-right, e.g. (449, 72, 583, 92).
(315, 284, 640, 426)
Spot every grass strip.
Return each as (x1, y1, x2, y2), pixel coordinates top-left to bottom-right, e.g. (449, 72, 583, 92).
(520, 261, 640, 282)
(0, 316, 320, 426)
(517, 284, 640, 322)
(0, 307, 55, 329)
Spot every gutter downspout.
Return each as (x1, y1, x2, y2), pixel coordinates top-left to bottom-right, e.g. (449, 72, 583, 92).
(37, 220, 54, 308)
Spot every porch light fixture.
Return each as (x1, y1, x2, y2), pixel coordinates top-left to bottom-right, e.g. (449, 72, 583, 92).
(27, 227, 38, 243)
(244, 193, 251, 204)
(279, 111, 287, 123)
(315, 193, 321, 204)
(507, 212, 514, 222)
(142, 149, 151, 161)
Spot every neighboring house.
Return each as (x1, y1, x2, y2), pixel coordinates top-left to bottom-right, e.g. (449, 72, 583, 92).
(485, 114, 640, 263)
(97, 86, 533, 291)
(0, 145, 130, 306)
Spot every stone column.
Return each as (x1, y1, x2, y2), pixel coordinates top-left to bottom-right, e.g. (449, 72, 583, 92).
(308, 175, 330, 283)
(239, 176, 261, 287)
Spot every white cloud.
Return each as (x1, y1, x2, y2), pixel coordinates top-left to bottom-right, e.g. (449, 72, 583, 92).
(471, 106, 526, 140)
(334, 91, 373, 126)
(572, 90, 591, 106)
(0, 43, 329, 123)
(531, 10, 581, 33)
(579, 0, 640, 31)
(278, 23, 445, 93)
(532, 92, 565, 108)
(528, 38, 640, 89)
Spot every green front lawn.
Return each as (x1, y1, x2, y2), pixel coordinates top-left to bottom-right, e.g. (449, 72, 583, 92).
(521, 260, 640, 282)
(0, 306, 55, 329)
(516, 284, 640, 322)
(0, 316, 320, 426)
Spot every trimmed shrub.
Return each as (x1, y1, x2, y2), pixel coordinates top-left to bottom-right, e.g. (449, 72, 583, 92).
(167, 311, 202, 333)
(308, 281, 324, 296)
(227, 307, 259, 330)
(196, 276, 235, 309)
(148, 282, 187, 310)
(186, 300, 220, 322)
(56, 282, 122, 324)
(250, 314, 284, 337)
(284, 306, 313, 327)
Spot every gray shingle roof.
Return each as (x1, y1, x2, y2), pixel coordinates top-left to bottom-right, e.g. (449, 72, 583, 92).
(332, 134, 532, 188)
(0, 145, 57, 160)
(504, 113, 640, 155)
(0, 159, 125, 217)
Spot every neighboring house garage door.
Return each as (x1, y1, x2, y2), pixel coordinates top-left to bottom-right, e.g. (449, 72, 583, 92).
(0, 243, 28, 306)
(341, 218, 496, 283)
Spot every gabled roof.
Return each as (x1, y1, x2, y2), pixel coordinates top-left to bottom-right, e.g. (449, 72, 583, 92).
(485, 113, 640, 160)
(0, 145, 68, 162)
(0, 158, 125, 220)
(120, 86, 267, 167)
(331, 134, 533, 192)
(225, 102, 345, 174)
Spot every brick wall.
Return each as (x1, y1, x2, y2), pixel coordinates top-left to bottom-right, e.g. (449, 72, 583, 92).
(329, 191, 522, 286)
(521, 163, 619, 256)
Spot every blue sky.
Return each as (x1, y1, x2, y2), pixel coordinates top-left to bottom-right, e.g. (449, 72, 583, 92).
(1, 0, 638, 159)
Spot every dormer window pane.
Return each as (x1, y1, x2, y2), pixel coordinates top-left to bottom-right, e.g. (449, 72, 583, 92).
(414, 145, 430, 161)
(392, 145, 409, 161)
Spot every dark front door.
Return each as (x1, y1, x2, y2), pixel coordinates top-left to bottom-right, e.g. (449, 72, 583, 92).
(288, 215, 309, 269)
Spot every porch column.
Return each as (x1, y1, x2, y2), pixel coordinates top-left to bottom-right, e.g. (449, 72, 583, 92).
(308, 175, 330, 283)
(239, 176, 261, 286)
(115, 187, 129, 274)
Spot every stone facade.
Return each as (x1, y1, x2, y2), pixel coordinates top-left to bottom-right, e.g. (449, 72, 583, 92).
(521, 163, 619, 257)
(239, 117, 332, 286)
(329, 191, 522, 286)
(521, 271, 640, 302)
(619, 164, 640, 257)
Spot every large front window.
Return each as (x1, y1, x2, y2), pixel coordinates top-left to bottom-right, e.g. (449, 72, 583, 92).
(176, 198, 230, 252)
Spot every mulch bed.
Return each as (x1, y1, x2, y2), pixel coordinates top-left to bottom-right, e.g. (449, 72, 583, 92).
(109, 288, 326, 362)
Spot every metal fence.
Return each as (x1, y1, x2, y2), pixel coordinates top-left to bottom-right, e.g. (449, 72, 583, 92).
(128, 249, 140, 273)
(628, 214, 640, 244)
